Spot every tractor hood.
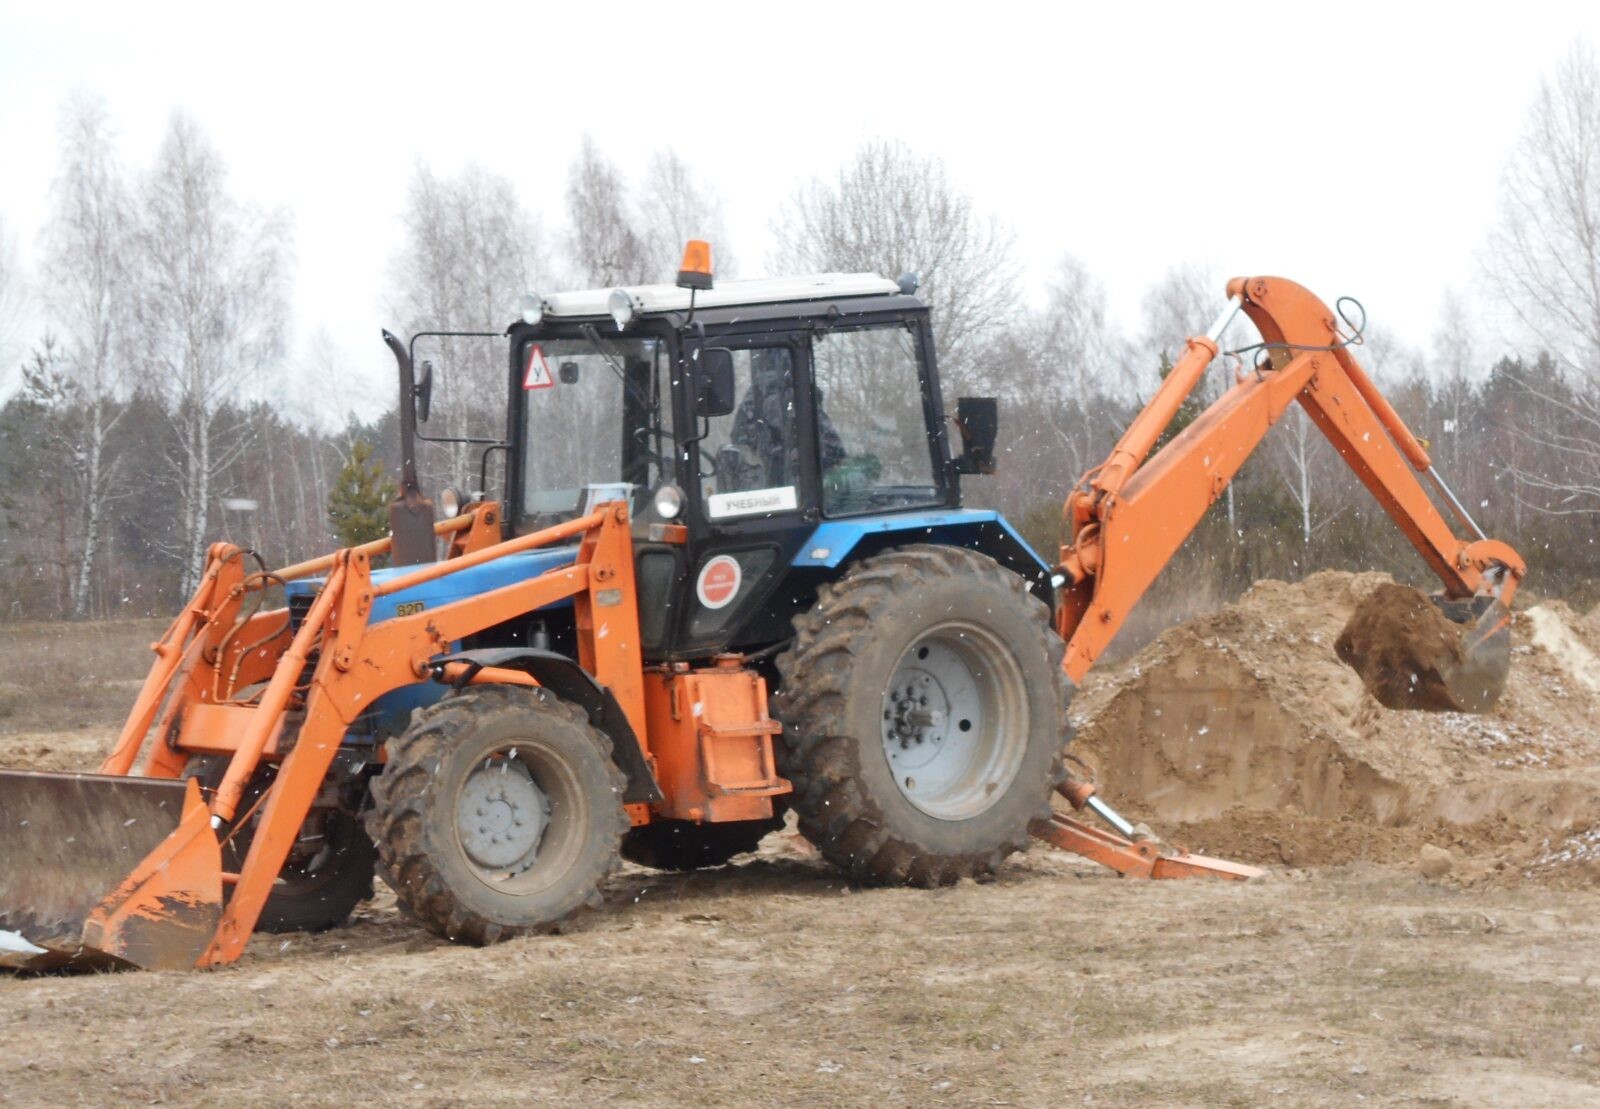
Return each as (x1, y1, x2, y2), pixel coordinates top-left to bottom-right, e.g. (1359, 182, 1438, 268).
(283, 546, 580, 740)
(284, 545, 580, 627)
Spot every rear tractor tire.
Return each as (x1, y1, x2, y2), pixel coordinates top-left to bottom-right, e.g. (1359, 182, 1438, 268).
(368, 685, 629, 944)
(774, 544, 1070, 887)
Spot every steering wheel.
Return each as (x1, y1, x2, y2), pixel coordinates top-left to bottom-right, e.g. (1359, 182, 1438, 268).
(634, 425, 719, 475)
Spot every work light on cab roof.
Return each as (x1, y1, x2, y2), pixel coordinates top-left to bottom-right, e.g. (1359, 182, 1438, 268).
(606, 288, 638, 331)
(519, 240, 711, 330)
(519, 291, 544, 326)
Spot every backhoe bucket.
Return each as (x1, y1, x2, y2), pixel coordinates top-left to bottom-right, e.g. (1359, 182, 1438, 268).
(0, 771, 222, 971)
(1336, 585, 1512, 714)
(1437, 598, 1512, 713)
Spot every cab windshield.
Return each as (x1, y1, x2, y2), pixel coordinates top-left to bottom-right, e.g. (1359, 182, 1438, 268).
(519, 334, 675, 521)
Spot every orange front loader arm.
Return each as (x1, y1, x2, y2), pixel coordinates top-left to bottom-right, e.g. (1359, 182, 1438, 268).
(0, 502, 644, 971)
(1054, 276, 1526, 682)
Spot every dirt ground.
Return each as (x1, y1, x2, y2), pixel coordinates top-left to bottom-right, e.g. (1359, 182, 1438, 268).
(1072, 572, 1600, 887)
(4, 596, 1600, 1105)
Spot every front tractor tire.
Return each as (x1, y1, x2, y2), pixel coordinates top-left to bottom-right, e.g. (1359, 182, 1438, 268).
(774, 545, 1070, 886)
(181, 758, 376, 934)
(368, 685, 628, 945)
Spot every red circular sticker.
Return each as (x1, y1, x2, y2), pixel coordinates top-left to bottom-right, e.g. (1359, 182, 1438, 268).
(696, 555, 742, 610)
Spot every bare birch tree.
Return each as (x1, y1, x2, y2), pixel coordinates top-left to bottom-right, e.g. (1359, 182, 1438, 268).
(1038, 254, 1128, 404)
(1482, 43, 1600, 515)
(770, 141, 1018, 384)
(135, 112, 290, 594)
(391, 162, 542, 335)
(1486, 42, 1600, 378)
(1499, 364, 1600, 516)
(1138, 262, 1227, 373)
(40, 94, 132, 617)
(564, 136, 650, 288)
(637, 149, 732, 281)
(0, 215, 24, 376)
(1271, 407, 1339, 546)
(389, 160, 542, 492)
(1015, 255, 1130, 483)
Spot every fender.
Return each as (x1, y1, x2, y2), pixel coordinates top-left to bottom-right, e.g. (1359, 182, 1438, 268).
(428, 647, 663, 805)
(791, 508, 1052, 589)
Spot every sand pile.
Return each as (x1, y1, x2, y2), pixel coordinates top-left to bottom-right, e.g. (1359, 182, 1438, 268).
(1070, 571, 1600, 880)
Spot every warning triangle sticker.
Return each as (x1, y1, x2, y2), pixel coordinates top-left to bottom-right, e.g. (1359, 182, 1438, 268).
(523, 344, 555, 390)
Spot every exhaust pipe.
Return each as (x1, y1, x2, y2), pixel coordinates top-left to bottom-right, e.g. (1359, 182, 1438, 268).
(383, 329, 438, 567)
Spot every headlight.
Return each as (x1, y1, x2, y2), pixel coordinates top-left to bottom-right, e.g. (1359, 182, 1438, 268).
(653, 484, 683, 520)
(439, 485, 466, 518)
(519, 292, 544, 326)
(608, 288, 636, 331)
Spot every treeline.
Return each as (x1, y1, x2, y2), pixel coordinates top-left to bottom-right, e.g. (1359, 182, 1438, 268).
(0, 372, 373, 618)
(3, 46, 1600, 624)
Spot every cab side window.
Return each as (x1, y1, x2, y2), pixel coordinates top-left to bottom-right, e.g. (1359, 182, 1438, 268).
(700, 345, 802, 506)
(809, 324, 940, 514)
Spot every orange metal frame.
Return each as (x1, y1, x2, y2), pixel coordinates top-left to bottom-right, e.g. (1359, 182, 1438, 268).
(1030, 812, 1262, 881)
(1031, 783, 1262, 880)
(93, 502, 650, 965)
(1053, 276, 1526, 681)
(82, 277, 1516, 959)
(1027, 276, 1527, 881)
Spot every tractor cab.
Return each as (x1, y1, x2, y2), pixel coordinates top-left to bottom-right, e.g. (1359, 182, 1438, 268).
(391, 243, 1032, 664)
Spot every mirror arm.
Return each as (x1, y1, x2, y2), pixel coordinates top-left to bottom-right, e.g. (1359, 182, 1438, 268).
(478, 442, 508, 497)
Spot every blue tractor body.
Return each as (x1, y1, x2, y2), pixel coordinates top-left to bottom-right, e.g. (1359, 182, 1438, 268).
(284, 545, 579, 741)
(285, 510, 1048, 746)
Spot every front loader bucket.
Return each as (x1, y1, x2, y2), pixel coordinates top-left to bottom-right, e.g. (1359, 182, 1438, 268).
(0, 771, 222, 971)
(1336, 585, 1512, 714)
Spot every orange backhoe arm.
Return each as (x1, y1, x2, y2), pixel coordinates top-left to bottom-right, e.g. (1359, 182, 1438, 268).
(1053, 275, 1526, 682)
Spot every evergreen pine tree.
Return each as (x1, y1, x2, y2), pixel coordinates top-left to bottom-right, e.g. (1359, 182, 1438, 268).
(327, 438, 395, 548)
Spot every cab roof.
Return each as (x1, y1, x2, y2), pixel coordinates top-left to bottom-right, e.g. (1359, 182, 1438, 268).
(539, 273, 902, 318)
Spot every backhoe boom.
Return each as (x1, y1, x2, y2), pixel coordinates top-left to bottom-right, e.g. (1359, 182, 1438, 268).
(1054, 276, 1526, 682)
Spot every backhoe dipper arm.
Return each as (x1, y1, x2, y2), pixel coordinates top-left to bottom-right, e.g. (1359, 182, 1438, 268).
(1054, 276, 1525, 682)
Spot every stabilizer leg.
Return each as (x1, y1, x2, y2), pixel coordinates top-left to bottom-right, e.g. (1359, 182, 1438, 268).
(1031, 778, 1263, 881)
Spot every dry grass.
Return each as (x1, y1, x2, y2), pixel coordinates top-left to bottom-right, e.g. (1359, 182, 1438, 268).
(2, 852, 1599, 1105)
(0, 618, 164, 735)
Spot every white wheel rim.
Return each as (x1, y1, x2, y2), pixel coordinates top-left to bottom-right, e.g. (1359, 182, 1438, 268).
(881, 621, 1029, 820)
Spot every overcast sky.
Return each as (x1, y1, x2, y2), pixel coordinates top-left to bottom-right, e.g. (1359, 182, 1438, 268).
(2, 2, 1597, 417)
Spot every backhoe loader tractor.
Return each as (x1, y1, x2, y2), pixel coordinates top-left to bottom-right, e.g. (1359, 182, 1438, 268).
(0, 245, 1524, 970)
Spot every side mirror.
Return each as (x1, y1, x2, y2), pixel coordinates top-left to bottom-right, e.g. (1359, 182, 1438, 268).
(697, 348, 737, 418)
(415, 360, 434, 423)
(952, 396, 998, 475)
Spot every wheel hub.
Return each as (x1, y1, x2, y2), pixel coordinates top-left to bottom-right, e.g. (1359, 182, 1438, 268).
(457, 758, 550, 872)
(885, 673, 950, 768)
(880, 627, 1025, 820)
